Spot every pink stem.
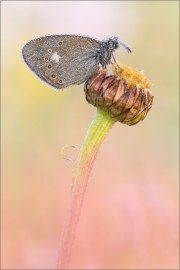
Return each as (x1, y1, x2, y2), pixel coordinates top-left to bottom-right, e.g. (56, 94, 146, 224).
(57, 109, 116, 269)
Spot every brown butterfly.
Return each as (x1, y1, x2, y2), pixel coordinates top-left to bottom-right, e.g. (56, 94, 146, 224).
(22, 35, 131, 90)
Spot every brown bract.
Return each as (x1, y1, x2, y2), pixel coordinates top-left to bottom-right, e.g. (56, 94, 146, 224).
(84, 62, 153, 126)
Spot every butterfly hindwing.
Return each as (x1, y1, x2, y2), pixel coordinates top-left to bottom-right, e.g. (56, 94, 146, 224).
(36, 35, 101, 90)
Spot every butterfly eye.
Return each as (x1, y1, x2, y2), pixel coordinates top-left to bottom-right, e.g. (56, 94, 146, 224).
(48, 49, 52, 53)
(45, 57, 49, 61)
(108, 41, 114, 48)
(47, 64, 52, 69)
(59, 79, 63, 83)
(59, 41, 62, 45)
(51, 74, 56, 79)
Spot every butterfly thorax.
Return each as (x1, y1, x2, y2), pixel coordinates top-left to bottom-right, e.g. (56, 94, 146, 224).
(99, 37, 120, 69)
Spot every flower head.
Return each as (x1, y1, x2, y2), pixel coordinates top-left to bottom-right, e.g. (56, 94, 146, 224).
(84, 62, 153, 126)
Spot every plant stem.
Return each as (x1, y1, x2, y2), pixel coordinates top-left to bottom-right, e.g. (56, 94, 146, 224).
(57, 108, 117, 269)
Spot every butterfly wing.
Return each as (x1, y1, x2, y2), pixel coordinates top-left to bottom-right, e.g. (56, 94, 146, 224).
(36, 35, 101, 90)
(22, 35, 101, 90)
(22, 35, 54, 80)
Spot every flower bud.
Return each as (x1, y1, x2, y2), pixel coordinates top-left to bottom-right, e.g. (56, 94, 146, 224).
(84, 62, 153, 126)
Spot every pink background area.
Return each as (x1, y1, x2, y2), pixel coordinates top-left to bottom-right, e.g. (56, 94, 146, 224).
(2, 1, 179, 269)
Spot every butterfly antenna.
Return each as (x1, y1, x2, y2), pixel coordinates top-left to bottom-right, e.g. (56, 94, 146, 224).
(119, 41, 132, 53)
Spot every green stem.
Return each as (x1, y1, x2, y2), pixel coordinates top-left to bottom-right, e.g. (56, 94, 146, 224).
(57, 108, 117, 269)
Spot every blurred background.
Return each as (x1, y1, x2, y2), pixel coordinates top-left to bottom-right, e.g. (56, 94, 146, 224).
(2, 1, 179, 269)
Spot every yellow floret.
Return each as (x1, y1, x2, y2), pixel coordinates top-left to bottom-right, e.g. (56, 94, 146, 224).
(112, 61, 153, 89)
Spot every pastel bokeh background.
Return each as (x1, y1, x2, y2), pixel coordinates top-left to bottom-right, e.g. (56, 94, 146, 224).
(2, 1, 179, 269)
